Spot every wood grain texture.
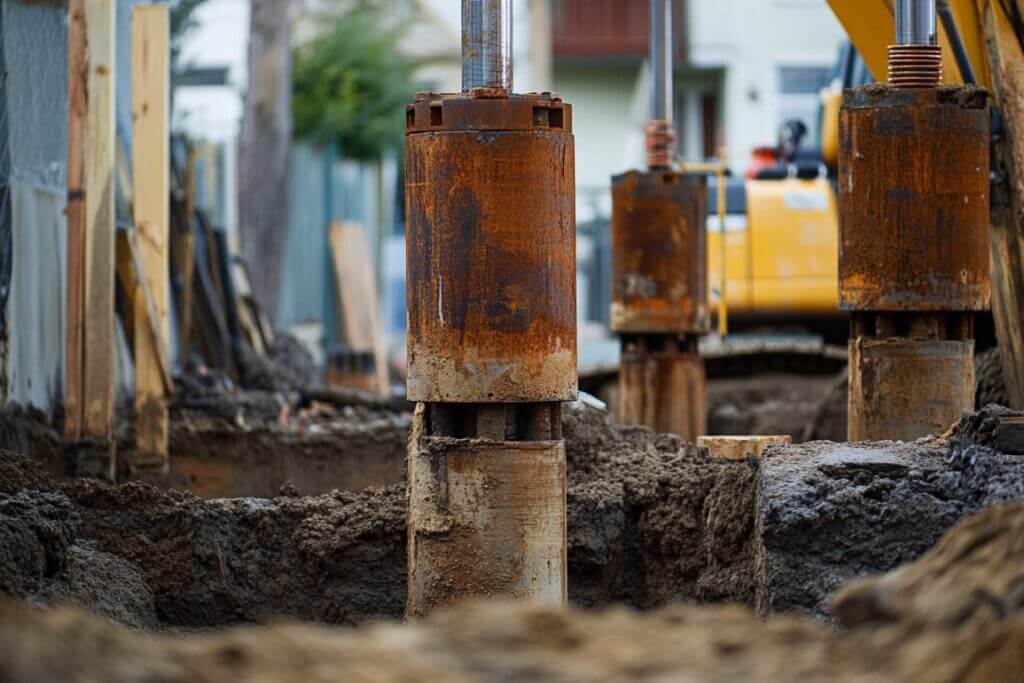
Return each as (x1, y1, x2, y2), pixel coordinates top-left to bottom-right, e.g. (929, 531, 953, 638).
(67, 0, 116, 439)
(329, 222, 389, 396)
(65, 0, 87, 438)
(985, 1, 1024, 409)
(131, 5, 171, 463)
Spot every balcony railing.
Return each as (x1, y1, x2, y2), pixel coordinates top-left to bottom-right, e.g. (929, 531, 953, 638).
(552, 0, 684, 60)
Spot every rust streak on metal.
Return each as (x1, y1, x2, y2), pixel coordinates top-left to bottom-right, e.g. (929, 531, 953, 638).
(406, 431, 567, 617)
(405, 90, 577, 403)
(839, 86, 990, 312)
(611, 171, 709, 334)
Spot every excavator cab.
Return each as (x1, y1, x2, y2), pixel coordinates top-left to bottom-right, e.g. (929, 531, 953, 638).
(707, 42, 871, 338)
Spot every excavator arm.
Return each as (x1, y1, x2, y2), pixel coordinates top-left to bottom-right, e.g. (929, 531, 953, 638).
(826, 0, 991, 87)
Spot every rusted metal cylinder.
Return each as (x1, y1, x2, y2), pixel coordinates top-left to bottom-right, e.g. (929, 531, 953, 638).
(405, 90, 576, 403)
(848, 336, 974, 441)
(839, 86, 989, 312)
(611, 171, 708, 334)
(406, 405, 566, 616)
(618, 337, 705, 440)
(840, 85, 989, 441)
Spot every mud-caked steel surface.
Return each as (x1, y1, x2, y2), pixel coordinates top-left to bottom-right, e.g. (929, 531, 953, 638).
(619, 345, 705, 440)
(838, 87, 990, 312)
(406, 412, 567, 617)
(848, 338, 974, 441)
(405, 90, 577, 403)
(611, 171, 708, 334)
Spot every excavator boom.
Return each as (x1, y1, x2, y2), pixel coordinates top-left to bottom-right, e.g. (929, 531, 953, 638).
(826, 0, 991, 88)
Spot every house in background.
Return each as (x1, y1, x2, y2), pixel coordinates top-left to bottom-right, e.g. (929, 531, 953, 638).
(550, 0, 845, 324)
(552, 0, 845, 216)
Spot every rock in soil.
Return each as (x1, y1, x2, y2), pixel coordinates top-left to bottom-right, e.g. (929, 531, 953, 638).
(2, 503, 1023, 682)
(756, 439, 1024, 619)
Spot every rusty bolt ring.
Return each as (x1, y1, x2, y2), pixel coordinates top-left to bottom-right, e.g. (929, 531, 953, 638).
(405, 90, 572, 135)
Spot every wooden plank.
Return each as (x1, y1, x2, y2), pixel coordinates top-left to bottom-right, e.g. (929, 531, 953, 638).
(697, 435, 792, 461)
(131, 5, 171, 464)
(67, 0, 117, 439)
(993, 415, 1024, 453)
(328, 221, 389, 396)
(115, 231, 173, 394)
(65, 0, 87, 438)
(985, 1, 1024, 409)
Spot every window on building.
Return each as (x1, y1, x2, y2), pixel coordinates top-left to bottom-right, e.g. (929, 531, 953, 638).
(777, 65, 830, 148)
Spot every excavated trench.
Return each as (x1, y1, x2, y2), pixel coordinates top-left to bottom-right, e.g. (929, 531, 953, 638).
(1, 393, 1023, 634)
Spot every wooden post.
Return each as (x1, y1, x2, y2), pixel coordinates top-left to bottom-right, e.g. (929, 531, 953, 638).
(66, 0, 116, 441)
(986, 1, 1024, 410)
(328, 222, 389, 396)
(131, 5, 171, 465)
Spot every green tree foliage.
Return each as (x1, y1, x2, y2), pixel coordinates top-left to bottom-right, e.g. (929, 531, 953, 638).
(169, 0, 208, 64)
(292, 11, 418, 159)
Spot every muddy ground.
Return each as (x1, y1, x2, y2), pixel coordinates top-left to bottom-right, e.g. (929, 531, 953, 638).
(2, 501, 1022, 682)
(708, 372, 836, 440)
(1, 401, 1023, 633)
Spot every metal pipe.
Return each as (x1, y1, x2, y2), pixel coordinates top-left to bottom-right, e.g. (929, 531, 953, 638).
(895, 0, 937, 45)
(462, 0, 513, 91)
(650, 0, 672, 122)
(937, 0, 977, 84)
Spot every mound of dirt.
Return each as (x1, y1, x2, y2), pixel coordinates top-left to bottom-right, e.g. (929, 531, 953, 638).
(0, 403, 758, 629)
(707, 373, 835, 441)
(2, 504, 1022, 683)
(757, 437, 1024, 618)
(833, 501, 1024, 630)
(2, 402, 1023, 631)
(975, 347, 1010, 409)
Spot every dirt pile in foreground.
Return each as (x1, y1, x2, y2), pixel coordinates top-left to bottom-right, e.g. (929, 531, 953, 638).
(2, 503, 1022, 683)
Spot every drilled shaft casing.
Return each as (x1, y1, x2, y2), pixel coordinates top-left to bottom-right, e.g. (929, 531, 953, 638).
(611, 171, 709, 334)
(405, 91, 577, 403)
(838, 86, 990, 311)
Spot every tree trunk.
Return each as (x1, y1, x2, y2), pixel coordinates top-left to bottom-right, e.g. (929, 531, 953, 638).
(238, 0, 292, 321)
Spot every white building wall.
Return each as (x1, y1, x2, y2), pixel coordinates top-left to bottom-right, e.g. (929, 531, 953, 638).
(688, 0, 845, 171)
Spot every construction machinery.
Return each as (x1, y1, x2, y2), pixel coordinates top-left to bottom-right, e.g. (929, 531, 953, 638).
(827, 0, 1024, 411)
(704, 42, 871, 341)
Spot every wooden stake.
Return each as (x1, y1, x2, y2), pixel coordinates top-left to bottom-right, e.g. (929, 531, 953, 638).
(329, 221, 389, 396)
(697, 435, 792, 461)
(66, 0, 116, 440)
(986, 2, 1024, 410)
(131, 5, 171, 464)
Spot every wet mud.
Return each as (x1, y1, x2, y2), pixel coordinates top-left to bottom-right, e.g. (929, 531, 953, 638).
(3, 399, 1024, 633)
(2, 502, 1022, 682)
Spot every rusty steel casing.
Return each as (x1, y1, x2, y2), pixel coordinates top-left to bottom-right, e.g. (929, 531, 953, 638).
(618, 345, 706, 440)
(405, 90, 576, 403)
(848, 337, 975, 441)
(406, 433, 567, 615)
(611, 171, 709, 333)
(838, 86, 990, 311)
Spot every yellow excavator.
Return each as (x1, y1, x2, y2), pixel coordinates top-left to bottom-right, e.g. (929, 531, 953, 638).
(706, 0, 1000, 344)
